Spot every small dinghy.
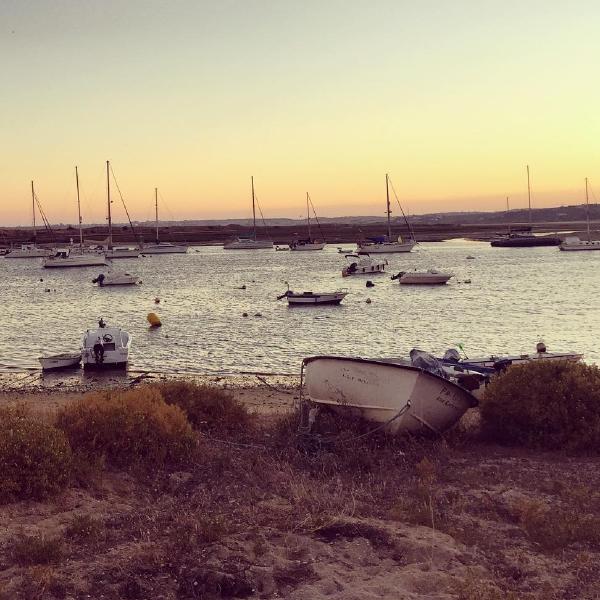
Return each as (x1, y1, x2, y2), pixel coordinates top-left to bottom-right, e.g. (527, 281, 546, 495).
(38, 352, 81, 371)
(342, 254, 387, 277)
(93, 271, 140, 286)
(303, 356, 477, 435)
(391, 270, 453, 285)
(278, 287, 347, 305)
(82, 319, 131, 370)
(337, 247, 354, 254)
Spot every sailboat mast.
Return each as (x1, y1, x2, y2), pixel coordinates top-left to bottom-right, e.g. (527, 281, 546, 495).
(385, 173, 392, 239)
(306, 192, 312, 239)
(31, 180, 36, 244)
(251, 176, 257, 241)
(526, 165, 532, 226)
(506, 196, 511, 234)
(75, 166, 83, 252)
(106, 160, 113, 248)
(585, 177, 591, 241)
(155, 188, 159, 243)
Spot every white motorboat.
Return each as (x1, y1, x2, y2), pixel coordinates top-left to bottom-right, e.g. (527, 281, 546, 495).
(303, 356, 478, 435)
(337, 247, 354, 254)
(82, 320, 131, 370)
(342, 254, 387, 277)
(278, 288, 347, 305)
(224, 177, 274, 250)
(43, 248, 108, 268)
(92, 271, 140, 286)
(5, 244, 52, 258)
(392, 270, 453, 285)
(38, 352, 81, 371)
(141, 189, 189, 254)
(275, 245, 290, 251)
(357, 174, 416, 254)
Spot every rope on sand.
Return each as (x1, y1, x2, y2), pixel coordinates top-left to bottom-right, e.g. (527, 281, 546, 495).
(254, 374, 298, 396)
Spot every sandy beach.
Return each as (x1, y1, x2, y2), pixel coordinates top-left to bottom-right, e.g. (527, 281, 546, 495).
(1, 373, 599, 600)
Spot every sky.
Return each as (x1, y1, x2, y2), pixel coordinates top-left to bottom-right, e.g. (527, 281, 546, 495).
(1, 0, 599, 225)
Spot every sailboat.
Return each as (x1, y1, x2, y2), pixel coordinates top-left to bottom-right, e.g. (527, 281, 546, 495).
(290, 193, 326, 250)
(43, 167, 108, 268)
(356, 174, 415, 254)
(103, 161, 140, 259)
(560, 178, 600, 251)
(223, 177, 274, 249)
(491, 166, 560, 247)
(5, 182, 53, 258)
(141, 188, 189, 254)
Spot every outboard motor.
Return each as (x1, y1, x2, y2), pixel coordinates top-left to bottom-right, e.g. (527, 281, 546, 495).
(390, 271, 405, 281)
(92, 273, 105, 286)
(443, 348, 462, 363)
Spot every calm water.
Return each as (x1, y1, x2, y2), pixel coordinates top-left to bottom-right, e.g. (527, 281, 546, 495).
(0, 241, 597, 375)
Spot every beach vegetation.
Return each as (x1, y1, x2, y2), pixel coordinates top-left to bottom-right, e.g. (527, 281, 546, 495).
(0, 407, 72, 503)
(11, 532, 64, 566)
(56, 387, 197, 469)
(481, 360, 600, 450)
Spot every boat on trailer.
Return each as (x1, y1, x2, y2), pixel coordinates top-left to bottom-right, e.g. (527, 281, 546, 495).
(302, 356, 478, 435)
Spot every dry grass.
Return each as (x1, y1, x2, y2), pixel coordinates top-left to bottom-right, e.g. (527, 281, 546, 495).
(0, 406, 72, 503)
(11, 533, 64, 566)
(56, 386, 197, 470)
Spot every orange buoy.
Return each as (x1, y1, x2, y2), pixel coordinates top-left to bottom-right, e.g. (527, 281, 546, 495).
(147, 312, 162, 327)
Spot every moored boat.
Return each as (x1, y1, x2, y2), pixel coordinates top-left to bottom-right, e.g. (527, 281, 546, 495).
(391, 269, 453, 285)
(278, 288, 347, 305)
(82, 319, 131, 370)
(559, 178, 600, 251)
(303, 356, 478, 435)
(44, 248, 108, 268)
(342, 253, 387, 277)
(141, 189, 189, 254)
(92, 271, 140, 286)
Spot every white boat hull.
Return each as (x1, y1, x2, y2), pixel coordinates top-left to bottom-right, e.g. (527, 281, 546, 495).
(82, 326, 131, 370)
(224, 239, 274, 250)
(559, 237, 600, 251)
(304, 356, 477, 435)
(398, 272, 453, 285)
(342, 257, 387, 277)
(463, 351, 583, 369)
(5, 248, 52, 258)
(290, 242, 326, 251)
(38, 353, 81, 371)
(43, 254, 108, 268)
(287, 292, 347, 305)
(142, 244, 189, 254)
(358, 241, 415, 253)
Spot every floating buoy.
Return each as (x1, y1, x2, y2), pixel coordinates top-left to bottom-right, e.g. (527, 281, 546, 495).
(366, 298, 372, 304)
(466, 255, 475, 260)
(147, 312, 162, 327)
(254, 312, 262, 317)
(366, 280, 374, 288)
(242, 312, 248, 317)
(464, 279, 471, 284)
(154, 297, 160, 304)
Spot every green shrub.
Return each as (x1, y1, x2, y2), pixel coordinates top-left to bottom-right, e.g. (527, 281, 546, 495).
(0, 407, 72, 503)
(56, 387, 197, 469)
(481, 361, 600, 451)
(157, 381, 252, 435)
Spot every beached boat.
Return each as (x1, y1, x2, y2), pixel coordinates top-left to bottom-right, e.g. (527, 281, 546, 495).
(224, 177, 274, 250)
(278, 288, 347, 305)
(141, 189, 189, 254)
(391, 270, 453, 285)
(82, 320, 131, 370)
(303, 356, 478, 435)
(342, 254, 387, 277)
(290, 193, 326, 251)
(443, 348, 583, 370)
(92, 271, 140, 286)
(357, 174, 415, 254)
(38, 352, 81, 371)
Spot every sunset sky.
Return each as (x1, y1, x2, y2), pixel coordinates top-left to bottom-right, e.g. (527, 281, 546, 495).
(1, 0, 599, 225)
